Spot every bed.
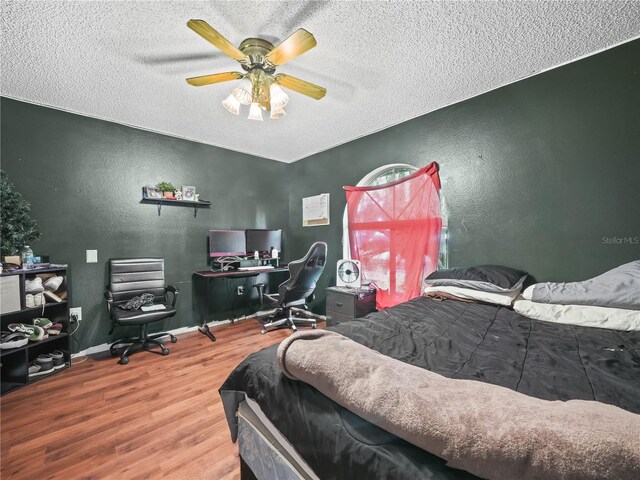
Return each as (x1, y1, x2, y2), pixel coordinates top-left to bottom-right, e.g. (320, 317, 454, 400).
(220, 296, 640, 479)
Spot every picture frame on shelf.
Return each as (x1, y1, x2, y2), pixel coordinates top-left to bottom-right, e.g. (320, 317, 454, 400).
(144, 186, 162, 199)
(182, 186, 196, 201)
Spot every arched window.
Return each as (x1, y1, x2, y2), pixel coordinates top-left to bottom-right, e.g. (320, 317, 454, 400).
(343, 163, 448, 298)
(343, 164, 417, 258)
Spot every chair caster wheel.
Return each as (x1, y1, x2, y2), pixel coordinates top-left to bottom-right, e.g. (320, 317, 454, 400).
(260, 329, 267, 334)
(162, 348, 170, 356)
(119, 357, 129, 365)
(170, 336, 177, 343)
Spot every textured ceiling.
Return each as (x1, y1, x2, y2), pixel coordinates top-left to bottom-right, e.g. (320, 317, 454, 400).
(2, 1, 639, 163)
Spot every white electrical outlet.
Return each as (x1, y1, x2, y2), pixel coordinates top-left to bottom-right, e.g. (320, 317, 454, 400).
(86, 250, 98, 263)
(70, 307, 82, 321)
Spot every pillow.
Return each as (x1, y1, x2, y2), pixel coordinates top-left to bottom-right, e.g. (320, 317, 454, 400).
(521, 285, 535, 300)
(513, 297, 640, 331)
(423, 286, 519, 307)
(425, 265, 528, 294)
(527, 260, 640, 311)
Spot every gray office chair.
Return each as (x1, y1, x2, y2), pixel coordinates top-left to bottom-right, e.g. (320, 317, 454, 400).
(104, 258, 178, 365)
(258, 242, 327, 334)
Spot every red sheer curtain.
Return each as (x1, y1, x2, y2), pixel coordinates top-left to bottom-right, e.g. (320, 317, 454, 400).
(344, 162, 442, 309)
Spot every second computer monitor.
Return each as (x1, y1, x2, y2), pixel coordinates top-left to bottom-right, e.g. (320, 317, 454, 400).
(246, 229, 282, 254)
(209, 230, 247, 257)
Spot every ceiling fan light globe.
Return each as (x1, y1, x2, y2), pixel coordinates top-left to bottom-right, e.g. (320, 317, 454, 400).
(232, 79, 253, 105)
(270, 105, 287, 119)
(222, 94, 241, 115)
(269, 84, 289, 108)
(248, 102, 264, 121)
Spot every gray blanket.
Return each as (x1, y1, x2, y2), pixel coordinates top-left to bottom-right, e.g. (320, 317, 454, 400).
(532, 260, 640, 310)
(278, 330, 640, 480)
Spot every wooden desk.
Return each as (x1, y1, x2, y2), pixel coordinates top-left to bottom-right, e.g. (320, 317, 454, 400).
(193, 266, 288, 278)
(192, 266, 289, 341)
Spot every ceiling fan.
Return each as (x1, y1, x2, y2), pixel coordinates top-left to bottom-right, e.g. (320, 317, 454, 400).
(185, 20, 327, 121)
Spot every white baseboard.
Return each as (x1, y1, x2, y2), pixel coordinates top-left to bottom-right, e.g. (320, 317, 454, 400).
(71, 308, 325, 359)
(71, 315, 255, 358)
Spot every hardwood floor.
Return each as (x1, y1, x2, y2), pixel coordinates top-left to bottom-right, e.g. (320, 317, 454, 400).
(1, 319, 306, 480)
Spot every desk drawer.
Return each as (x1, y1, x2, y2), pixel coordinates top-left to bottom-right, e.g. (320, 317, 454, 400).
(326, 291, 355, 317)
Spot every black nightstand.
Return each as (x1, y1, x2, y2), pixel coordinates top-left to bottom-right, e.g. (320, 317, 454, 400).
(325, 286, 377, 326)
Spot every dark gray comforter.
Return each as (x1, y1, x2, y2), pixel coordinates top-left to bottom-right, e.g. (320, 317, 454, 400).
(220, 297, 640, 480)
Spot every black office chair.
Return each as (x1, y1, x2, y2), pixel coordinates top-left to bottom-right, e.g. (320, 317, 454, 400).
(104, 258, 179, 365)
(259, 242, 327, 334)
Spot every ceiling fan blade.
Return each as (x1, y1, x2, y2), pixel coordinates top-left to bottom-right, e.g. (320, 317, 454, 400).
(266, 29, 317, 66)
(186, 72, 244, 87)
(274, 74, 326, 100)
(187, 20, 247, 62)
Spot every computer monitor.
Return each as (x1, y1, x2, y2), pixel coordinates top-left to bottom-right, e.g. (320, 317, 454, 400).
(246, 229, 282, 254)
(208, 230, 246, 257)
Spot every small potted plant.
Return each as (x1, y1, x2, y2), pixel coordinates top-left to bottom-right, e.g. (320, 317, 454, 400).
(156, 182, 176, 199)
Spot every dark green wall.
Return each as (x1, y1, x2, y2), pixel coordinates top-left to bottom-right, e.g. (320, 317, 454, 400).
(287, 39, 640, 312)
(1, 98, 288, 351)
(2, 40, 639, 346)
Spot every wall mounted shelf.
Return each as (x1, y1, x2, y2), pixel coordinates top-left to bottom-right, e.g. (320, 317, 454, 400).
(141, 198, 211, 217)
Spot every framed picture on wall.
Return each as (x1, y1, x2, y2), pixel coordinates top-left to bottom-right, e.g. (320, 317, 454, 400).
(302, 193, 330, 226)
(182, 186, 196, 201)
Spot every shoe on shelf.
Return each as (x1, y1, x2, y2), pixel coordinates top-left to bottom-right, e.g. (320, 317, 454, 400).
(25, 293, 45, 308)
(47, 322, 64, 336)
(7, 323, 47, 342)
(36, 272, 56, 281)
(34, 293, 45, 306)
(49, 350, 66, 369)
(33, 318, 53, 330)
(28, 355, 55, 377)
(0, 331, 29, 349)
(25, 277, 45, 294)
(43, 276, 64, 292)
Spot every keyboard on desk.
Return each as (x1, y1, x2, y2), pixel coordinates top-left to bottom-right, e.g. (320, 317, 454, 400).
(237, 265, 275, 271)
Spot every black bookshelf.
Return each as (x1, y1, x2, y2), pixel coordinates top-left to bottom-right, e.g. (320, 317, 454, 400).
(0, 266, 71, 396)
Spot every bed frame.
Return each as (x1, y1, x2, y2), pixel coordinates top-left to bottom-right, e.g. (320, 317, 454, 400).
(237, 398, 318, 480)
